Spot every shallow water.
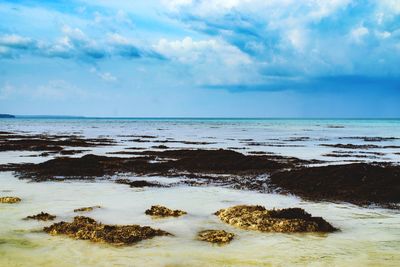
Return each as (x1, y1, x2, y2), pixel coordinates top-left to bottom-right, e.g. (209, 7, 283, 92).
(1, 118, 400, 266)
(1, 118, 400, 163)
(1, 172, 400, 267)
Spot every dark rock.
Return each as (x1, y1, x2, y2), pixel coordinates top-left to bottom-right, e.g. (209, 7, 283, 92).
(74, 206, 101, 212)
(339, 136, 400, 142)
(25, 212, 56, 221)
(321, 144, 380, 149)
(0, 196, 21, 203)
(270, 163, 400, 207)
(0, 133, 115, 152)
(43, 216, 172, 245)
(197, 230, 235, 244)
(152, 145, 168, 149)
(145, 205, 187, 217)
(115, 179, 162, 188)
(7, 149, 304, 181)
(215, 205, 337, 233)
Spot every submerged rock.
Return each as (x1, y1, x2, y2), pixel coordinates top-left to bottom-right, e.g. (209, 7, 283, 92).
(0, 196, 21, 204)
(25, 212, 56, 221)
(197, 230, 235, 244)
(215, 205, 337, 233)
(145, 205, 187, 217)
(44, 216, 172, 246)
(74, 206, 101, 213)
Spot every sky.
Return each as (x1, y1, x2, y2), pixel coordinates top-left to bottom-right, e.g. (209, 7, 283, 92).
(0, 0, 399, 118)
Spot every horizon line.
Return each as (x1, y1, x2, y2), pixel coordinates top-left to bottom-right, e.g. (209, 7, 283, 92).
(2, 114, 400, 120)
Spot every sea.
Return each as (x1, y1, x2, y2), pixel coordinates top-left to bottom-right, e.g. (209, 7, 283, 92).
(0, 118, 399, 266)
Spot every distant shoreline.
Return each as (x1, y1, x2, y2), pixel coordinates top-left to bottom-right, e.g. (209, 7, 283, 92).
(1, 115, 400, 120)
(0, 114, 15, 118)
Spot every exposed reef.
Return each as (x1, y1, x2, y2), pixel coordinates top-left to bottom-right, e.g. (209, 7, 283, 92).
(25, 212, 56, 221)
(321, 144, 400, 149)
(215, 205, 337, 233)
(197, 230, 235, 244)
(0, 132, 115, 153)
(115, 179, 164, 188)
(270, 163, 400, 207)
(74, 206, 101, 213)
(338, 136, 400, 142)
(3, 149, 310, 182)
(145, 205, 187, 217)
(0, 196, 21, 204)
(43, 216, 172, 246)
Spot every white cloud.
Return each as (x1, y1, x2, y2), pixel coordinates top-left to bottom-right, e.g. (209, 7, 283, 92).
(162, 0, 352, 22)
(62, 26, 87, 42)
(350, 26, 369, 43)
(90, 68, 117, 82)
(153, 37, 251, 65)
(0, 34, 36, 49)
(287, 28, 308, 51)
(379, 0, 400, 14)
(107, 33, 133, 46)
(376, 31, 391, 39)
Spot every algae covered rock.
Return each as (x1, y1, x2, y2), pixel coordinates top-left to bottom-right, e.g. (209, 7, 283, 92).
(44, 216, 172, 246)
(145, 205, 187, 217)
(215, 205, 337, 233)
(197, 230, 235, 244)
(0, 196, 21, 204)
(25, 212, 56, 221)
(115, 179, 162, 188)
(74, 206, 101, 212)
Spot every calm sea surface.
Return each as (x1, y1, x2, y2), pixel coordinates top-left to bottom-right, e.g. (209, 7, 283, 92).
(0, 118, 399, 266)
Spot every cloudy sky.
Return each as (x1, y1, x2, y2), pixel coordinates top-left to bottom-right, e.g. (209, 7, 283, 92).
(0, 0, 399, 117)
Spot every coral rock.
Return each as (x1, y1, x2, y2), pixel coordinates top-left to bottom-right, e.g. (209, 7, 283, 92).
(74, 206, 101, 212)
(0, 196, 21, 204)
(25, 212, 56, 221)
(197, 230, 235, 244)
(215, 205, 337, 233)
(44, 216, 172, 245)
(145, 205, 187, 217)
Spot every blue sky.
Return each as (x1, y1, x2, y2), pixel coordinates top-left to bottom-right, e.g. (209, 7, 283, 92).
(0, 0, 399, 117)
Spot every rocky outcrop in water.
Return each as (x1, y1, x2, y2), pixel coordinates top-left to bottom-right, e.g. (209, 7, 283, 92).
(145, 205, 187, 217)
(270, 163, 400, 207)
(215, 205, 337, 233)
(74, 206, 101, 212)
(44, 216, 172, 245)
(4, 149, 310, 182)
(115, 179, 163, 188)
(0, 196, 21, 203)
(25, 212, 56, 221)
(197, 230, 235, 244)
(0, 132, 115, 153)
